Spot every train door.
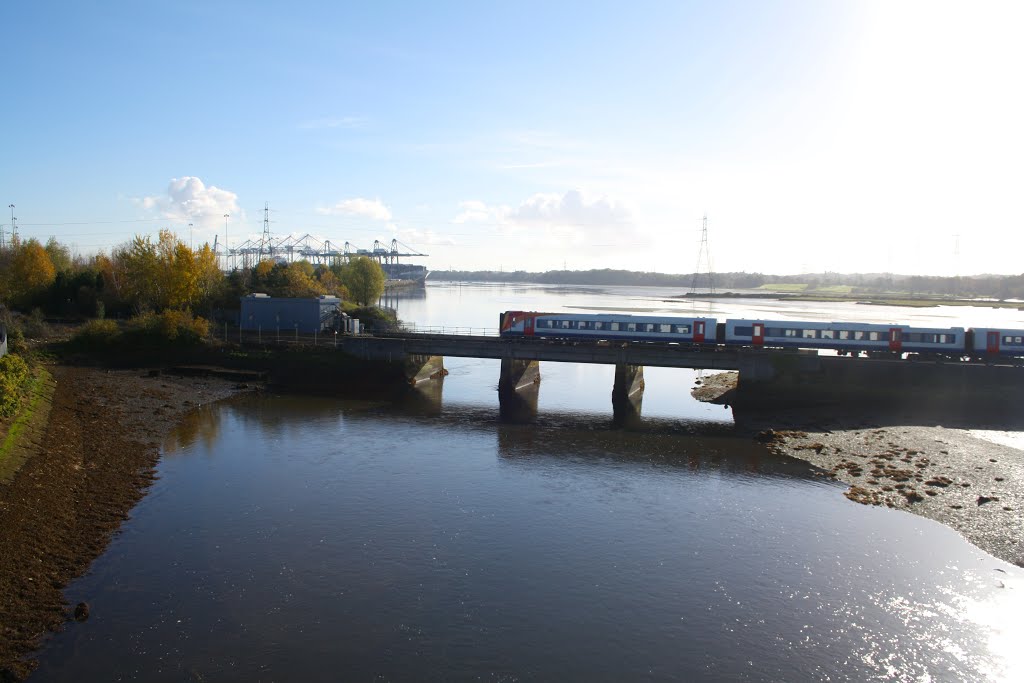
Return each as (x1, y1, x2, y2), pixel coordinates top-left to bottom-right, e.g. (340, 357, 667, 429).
(888, 327, 903, 353)
(987, 331, 1000, 354)
(752, 323, 764, 347)
(524, 316, 535, 337)
(694, 320, 706, 343)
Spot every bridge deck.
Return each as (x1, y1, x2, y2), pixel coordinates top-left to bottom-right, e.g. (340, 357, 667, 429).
(341, 333, 744, 370)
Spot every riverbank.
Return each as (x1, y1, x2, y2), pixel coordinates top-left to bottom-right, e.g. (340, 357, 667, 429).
(693, 372, 1023, 567)
(0, 366, 256, 681)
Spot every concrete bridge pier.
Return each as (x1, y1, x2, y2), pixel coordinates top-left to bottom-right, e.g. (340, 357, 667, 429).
(612, 363, 645, 424)
(403, 375, 444, 416)
(499, 359, 541, 421)
(403, 354, 447, 385)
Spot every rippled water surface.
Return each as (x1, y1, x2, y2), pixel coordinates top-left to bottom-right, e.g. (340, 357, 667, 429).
(33, 283, 1024, 681)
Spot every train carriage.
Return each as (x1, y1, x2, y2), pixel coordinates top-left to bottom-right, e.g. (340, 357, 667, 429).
(724, 319, 965, 357)
(968, 328, 1024, 359)
(500, 311, 717, 345)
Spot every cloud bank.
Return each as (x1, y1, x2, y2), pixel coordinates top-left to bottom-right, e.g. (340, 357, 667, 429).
(140, 177, 241, 229)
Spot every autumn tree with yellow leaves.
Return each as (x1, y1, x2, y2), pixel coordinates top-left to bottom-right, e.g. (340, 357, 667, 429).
(0, 238, 57, 307)
(106, 230, 224, 314)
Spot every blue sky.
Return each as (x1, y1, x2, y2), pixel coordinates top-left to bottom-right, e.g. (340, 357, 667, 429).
(2, 1, 1022, 276)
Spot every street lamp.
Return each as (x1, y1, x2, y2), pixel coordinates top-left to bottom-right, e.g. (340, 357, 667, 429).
(223, 213, 230, 269)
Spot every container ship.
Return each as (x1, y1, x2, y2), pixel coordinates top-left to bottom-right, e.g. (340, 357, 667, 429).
(381, 262, 429, 288)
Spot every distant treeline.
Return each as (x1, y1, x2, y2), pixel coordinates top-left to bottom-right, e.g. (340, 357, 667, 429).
(432, 269, 1024, 299)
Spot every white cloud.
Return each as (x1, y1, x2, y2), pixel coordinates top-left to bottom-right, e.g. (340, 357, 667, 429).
(444, 190, 640, 269)
(509, 190, 629, 229)
(138, 176, 241, 230)
(317, 198, 393, 221)
(454, 200, 508, 225)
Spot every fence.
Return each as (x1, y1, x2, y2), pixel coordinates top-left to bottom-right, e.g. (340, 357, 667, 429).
(209, 322, 499, 349)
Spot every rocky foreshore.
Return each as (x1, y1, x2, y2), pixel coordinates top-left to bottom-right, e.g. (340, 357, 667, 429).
(693, 371, 1023, 567)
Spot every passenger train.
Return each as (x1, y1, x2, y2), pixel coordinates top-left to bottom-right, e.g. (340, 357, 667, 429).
(499, 311, 1024, 361)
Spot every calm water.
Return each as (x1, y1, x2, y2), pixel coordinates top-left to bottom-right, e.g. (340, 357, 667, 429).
(33, 283, 1024, 682)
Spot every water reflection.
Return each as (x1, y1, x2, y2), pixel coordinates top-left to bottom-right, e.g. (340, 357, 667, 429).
(162, 403, 224, 454)
(32, 281, 1024, 682)
(34, 394, 1024, 682)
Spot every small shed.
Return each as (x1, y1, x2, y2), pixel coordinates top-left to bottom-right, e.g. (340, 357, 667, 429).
(240, 294, 342, 333)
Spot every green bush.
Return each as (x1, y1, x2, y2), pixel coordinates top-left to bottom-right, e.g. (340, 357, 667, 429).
(128, 310, 210, 344)
(72, 318, 122, 347)
(0, 354, 30, 417)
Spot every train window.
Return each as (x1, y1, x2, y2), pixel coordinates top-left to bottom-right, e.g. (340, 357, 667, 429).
(610, 323, 620, 331)
(578, 322, 589, 330)
(869, 332, 881, 341)
(659, 324, 671, 333)
(1016, 336, 1023, 344)
(734, 326, 752, 336)
(838, 331, 850, 340)
(674, 325, 691, 334)
(766, 327, 784, 336)
(821, 330, 834, 340)
(594, 321, 604, 330)
(784, 329, 798, 337)
(853, 331, 865, 340)
(626, 323, 637, 332)
(802, 329, 817, 339)
(906, 333, 922, 343)
(561, 320, 570, 329)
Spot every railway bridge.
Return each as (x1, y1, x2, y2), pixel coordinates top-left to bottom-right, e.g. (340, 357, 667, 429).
(335, 332, 1024, 419)
(341, 332, 744, 420)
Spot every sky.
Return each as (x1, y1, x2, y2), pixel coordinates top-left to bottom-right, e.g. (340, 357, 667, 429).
(1, 0, 1022, 277)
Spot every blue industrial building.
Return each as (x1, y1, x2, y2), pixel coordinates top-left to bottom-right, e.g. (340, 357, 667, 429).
(240, 294, 342, 333)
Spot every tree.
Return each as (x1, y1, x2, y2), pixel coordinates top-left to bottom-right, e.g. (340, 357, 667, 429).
(339, 256, 385, 306)
(44, 237, 73, 273)
(5, 239, 57, 307)
(111, 235, 160, 311)
(281, 261, 326, 298)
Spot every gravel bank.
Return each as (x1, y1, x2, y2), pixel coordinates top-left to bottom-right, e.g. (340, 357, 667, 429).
(693, 371, 1024, 567)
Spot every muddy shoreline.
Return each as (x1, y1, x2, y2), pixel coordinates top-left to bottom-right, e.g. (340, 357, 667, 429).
(0, 366, 253, 681)
(694, 371, 1023, 568)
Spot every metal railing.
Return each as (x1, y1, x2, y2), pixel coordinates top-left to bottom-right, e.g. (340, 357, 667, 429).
(391, 323, 499, 337)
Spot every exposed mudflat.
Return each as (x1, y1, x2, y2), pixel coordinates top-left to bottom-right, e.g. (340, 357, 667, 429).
(694, 372, 1024, 568)
(0, 366, 254, 681)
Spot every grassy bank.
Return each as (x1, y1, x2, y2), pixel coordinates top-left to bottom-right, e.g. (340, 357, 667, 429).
(0, 367, 56, 483)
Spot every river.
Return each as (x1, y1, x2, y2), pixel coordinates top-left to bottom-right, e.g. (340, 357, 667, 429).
(32, 283, 1024, 681)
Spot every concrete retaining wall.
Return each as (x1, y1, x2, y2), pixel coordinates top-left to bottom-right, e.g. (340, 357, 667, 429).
(737, 350, 1024, 407)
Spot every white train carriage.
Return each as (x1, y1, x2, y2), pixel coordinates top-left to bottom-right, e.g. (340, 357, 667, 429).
(724, 319, 965, 357)
(969, 328, 1024, 359)
(500, 311, 717, 344)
